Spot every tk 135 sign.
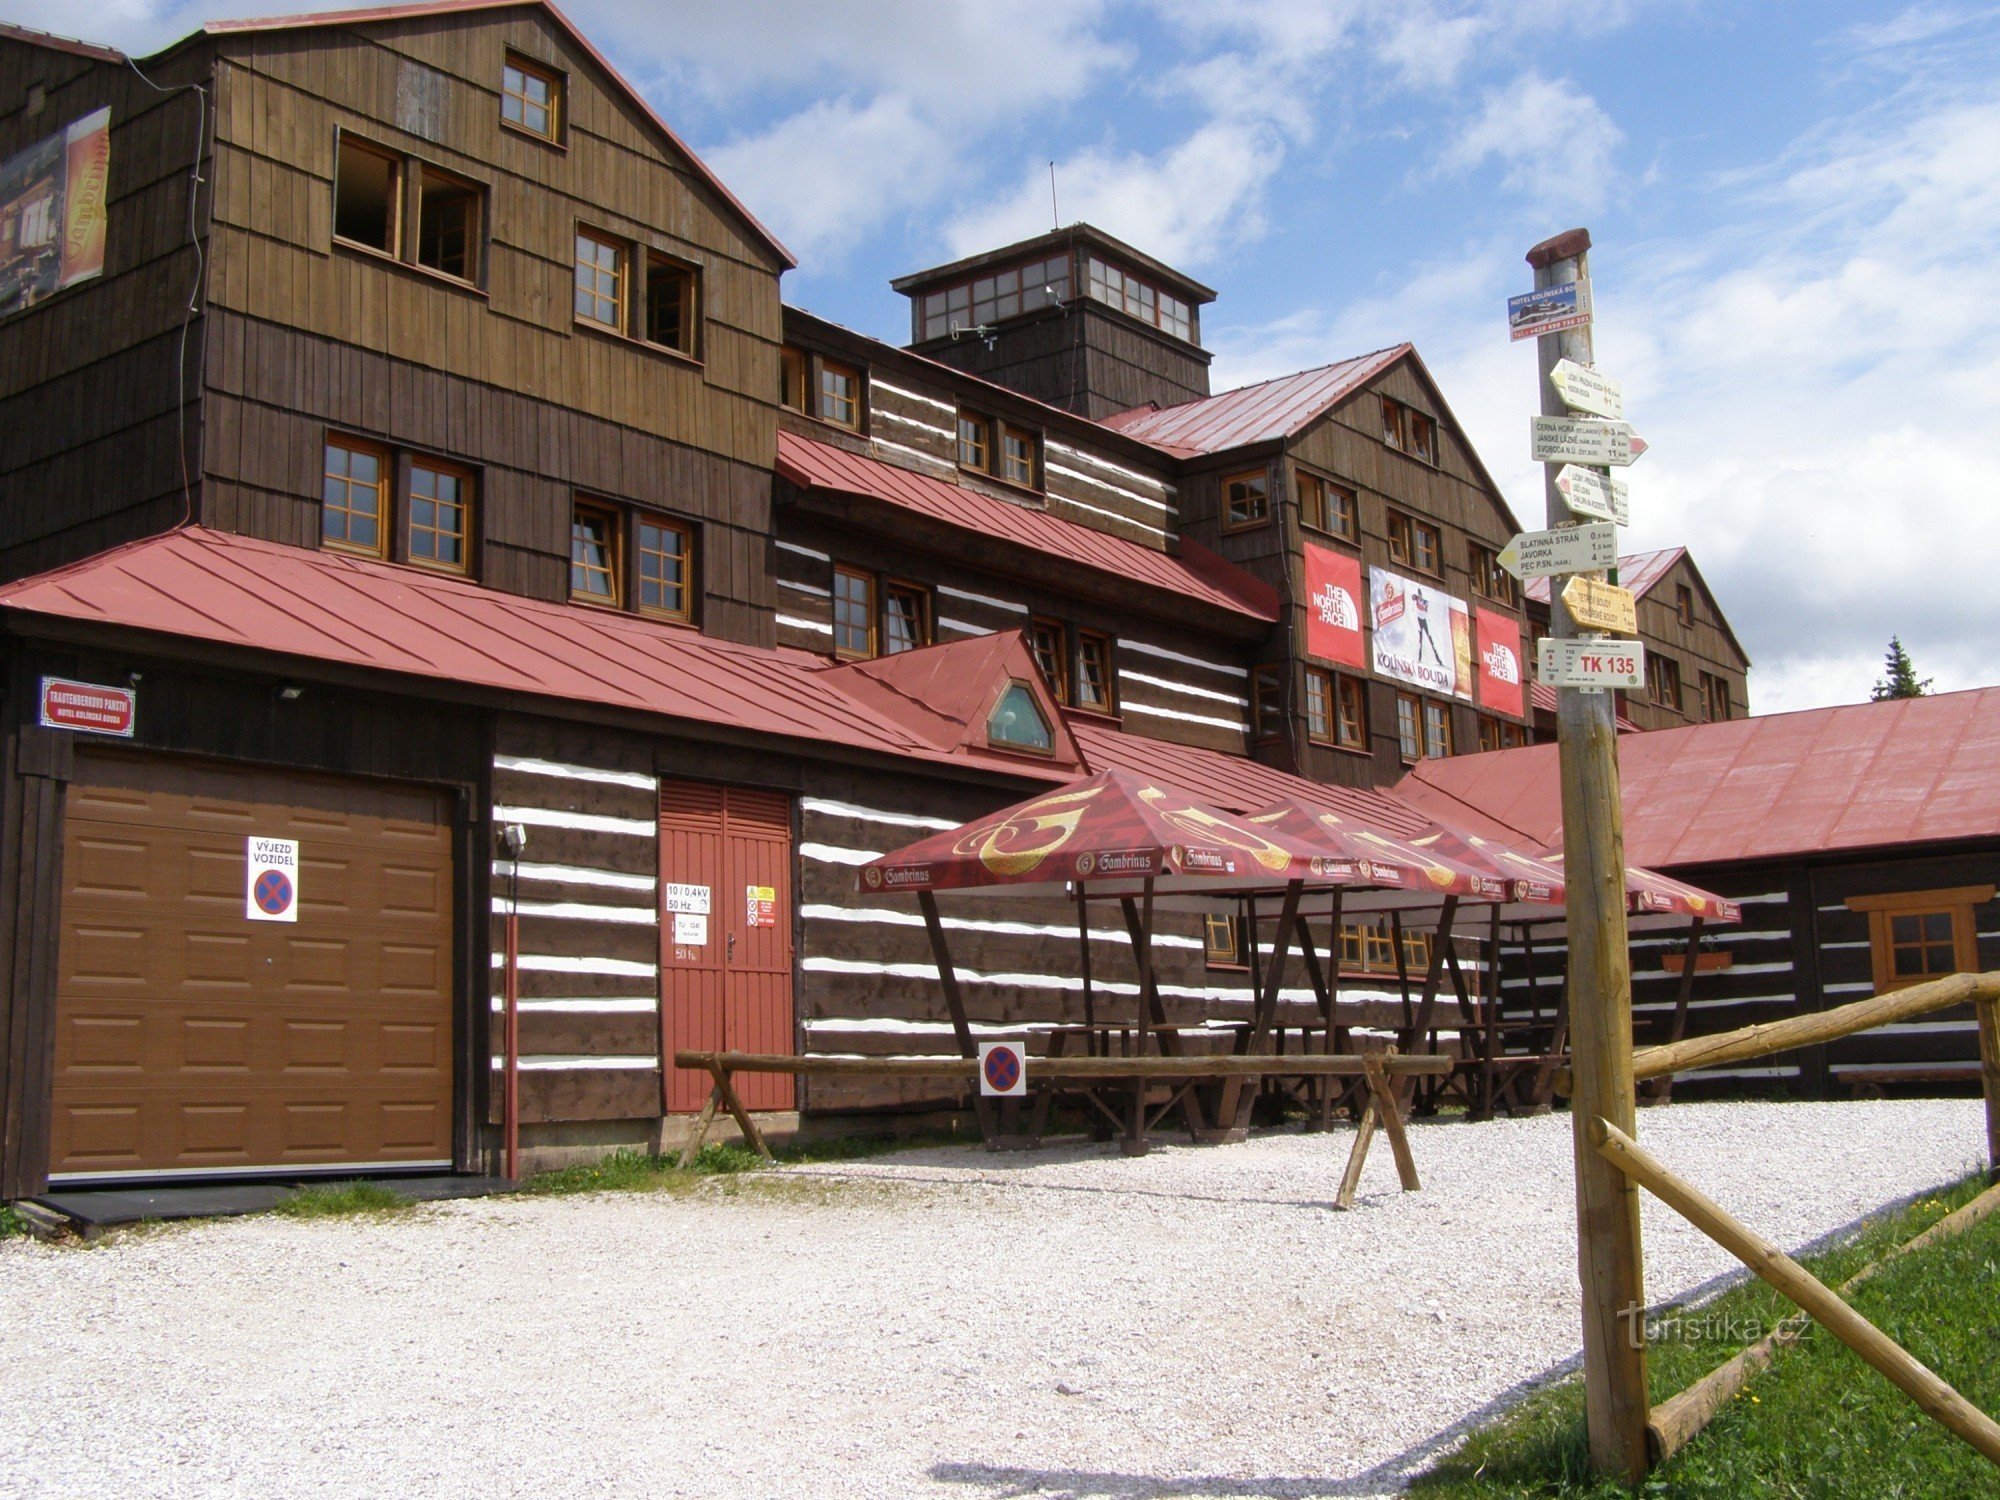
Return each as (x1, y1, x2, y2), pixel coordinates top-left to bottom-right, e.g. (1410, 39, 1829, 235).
(1537, 638, 1646, 691)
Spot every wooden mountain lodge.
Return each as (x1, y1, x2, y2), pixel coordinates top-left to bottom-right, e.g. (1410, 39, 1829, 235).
(0, 0, 1968, 1201)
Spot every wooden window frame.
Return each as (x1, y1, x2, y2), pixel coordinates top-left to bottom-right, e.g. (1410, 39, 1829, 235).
(1297, 470, 1357, 541)
(500, 52, 565, 144)
(1204, 914, 1246, 971)
(1029, 618, 1070, 703)
(1304, 668, 1332, 745)
(1647, 652, 1683, 712)
(1422, 699, 1453, 759)
(322, 435, 392, 559)
(818, 359, 863, 432)
(1395, 692, 1422, 764)
(1846, 886, 1992, 994)
(1407, 410, 1437, 466)
(880, 578, 932, 655)
(1676, 585, 1695, 628)
(574, 227, 627, 333)
(1340, 920, 1430, 977)
(405, 456, 473, 574)
(999, 424, 1038, 489)
(1699, 671, 1733, 723)
(1252, 664, 1287, 740)
(1468, 540, 1520, 608)
(831, 564, 876, 659)
(413, 162, 483, 286)
(1334, 674, 1367, 751)
(1074, 630, 1115, 714)
(634, 513, 695, 623)
(985, 679, 1056, 756)
(569, 499, 623, 607)
(779, 347, 808, 412)
(1388, 509, 1442, 576)
(956, 408, 993, 472)
(1222, 469, 1270, 532)
(1380, 396, 1404, 452)
(332, 133, 404, 259)
(643, 250, 700, 358)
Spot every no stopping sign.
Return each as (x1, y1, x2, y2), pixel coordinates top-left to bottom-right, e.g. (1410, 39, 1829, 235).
(978, 1041, 1027, 1097)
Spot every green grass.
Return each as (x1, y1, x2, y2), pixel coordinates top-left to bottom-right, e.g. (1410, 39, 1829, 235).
(270, 1180, 417, 1220)
(0, 1203, 30, 1239)
(1414, 1173, 1997, 1498)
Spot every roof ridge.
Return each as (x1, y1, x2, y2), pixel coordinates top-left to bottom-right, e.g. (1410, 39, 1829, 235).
(1109, 343, 1409, 419)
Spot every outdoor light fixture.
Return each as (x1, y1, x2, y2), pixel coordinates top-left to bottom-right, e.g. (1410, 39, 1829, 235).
(498, 823, 528, 858)
(277, 684, 304, 701)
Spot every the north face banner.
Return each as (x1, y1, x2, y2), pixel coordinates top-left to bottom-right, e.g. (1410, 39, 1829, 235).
(1302, 542, 1366, 668)
(1476, 607, 1525, 718)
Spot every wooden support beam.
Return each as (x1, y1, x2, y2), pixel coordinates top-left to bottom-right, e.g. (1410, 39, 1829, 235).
(1648, 1180, 2000, 1462)
(1978, 994, 2000, 1176)
(675, 1081, 724, 1169)
(708, 1064, 773, 1161)
(1334, 1096, 1378, 1212)
(1645, 916, 1704, 1104)
(1596, 1117, 2000, 1468)
(919, 889, 994, 1138)
(1367, 1050, 1421, 1192)
(672, 1050, 1454, 1080)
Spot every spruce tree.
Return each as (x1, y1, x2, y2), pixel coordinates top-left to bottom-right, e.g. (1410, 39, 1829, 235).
(1870, 636, 1932, 701)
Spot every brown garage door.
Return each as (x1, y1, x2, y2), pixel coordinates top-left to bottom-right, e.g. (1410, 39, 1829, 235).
(50, 752, 456, 1179)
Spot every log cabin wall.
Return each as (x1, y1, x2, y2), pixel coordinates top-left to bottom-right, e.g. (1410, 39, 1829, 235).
(772, 510, 1255, 758)
(1501, 845, 2000, 1099)
(198, 10, 785, 644)
(781, 310, 1181, 550)
(0, 40, 213, 582)
(1621, 553, 1751, 731)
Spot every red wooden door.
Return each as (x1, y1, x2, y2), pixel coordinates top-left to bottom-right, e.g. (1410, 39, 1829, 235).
(659, 781, 795, 1112)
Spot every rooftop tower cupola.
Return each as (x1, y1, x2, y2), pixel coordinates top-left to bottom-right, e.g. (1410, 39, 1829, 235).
(891, 223, 1215, 420)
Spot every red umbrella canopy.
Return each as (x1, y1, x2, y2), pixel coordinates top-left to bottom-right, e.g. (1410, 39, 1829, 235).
(857, 767, 1322, 896)
(1243, 797, 1509, 901)
(1625, 865, 1742, 923)
(1408, 825, 1568, 905)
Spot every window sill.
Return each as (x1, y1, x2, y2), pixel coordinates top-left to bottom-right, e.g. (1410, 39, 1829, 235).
(500, 118, 568, 152)
(1300, 523, 1359, 547)
(333, 238, 490, 300)
(1221, 516, 1273, 535)
(571, 316, 706, 372)
(957, 464, 1045, 503)
(1309, 739, 1375, 760)
(1064, 704, 1123, 726)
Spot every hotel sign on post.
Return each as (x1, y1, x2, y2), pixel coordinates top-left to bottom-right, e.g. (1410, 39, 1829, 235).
(1508, 281, 1591, 341)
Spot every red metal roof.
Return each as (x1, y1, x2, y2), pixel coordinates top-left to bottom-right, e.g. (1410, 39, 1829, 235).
(776, 431, 1278, 623)
(1066, 716, 1431, 833)
(1528, 680, 1641, 731)
(1525, 547, 1684, 605)
(1099, 347, 1409, 456)
(1397, 688, 2000, 869)
(0, 22, 128, 62)
(174, 0, 794, 269)
(0, 527, 1067, 780)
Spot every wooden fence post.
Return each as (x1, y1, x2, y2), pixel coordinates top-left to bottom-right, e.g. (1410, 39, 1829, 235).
(1977, 993, 2000, 1177)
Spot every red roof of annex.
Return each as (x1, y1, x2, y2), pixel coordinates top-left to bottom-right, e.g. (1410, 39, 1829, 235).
(1397, 688, 2000, 868)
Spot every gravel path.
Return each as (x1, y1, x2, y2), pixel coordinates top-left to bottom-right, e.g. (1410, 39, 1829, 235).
(0, 1099, 1984, 1499)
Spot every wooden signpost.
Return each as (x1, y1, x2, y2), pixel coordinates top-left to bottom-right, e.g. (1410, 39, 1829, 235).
(1561, 576, 1638, 636)
(1531, 415, 1648, 467)
(1500, 521, 1617, 580)
(1555, 464, 1629, 526)
(1519, 227, 1650, 1484)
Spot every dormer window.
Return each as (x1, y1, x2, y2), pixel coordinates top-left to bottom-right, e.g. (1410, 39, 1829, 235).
(988, 681, 1053, 753)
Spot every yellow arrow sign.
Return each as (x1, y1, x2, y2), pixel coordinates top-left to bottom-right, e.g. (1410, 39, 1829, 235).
(1561, 575, 1637, 635)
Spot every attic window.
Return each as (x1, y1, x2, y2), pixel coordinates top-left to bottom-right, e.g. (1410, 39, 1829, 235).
(502, 53, 563, 142)
(988, 682, 1053, 753)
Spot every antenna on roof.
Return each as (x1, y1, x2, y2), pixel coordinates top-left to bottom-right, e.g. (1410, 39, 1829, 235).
(1049, 161, 1059, 231)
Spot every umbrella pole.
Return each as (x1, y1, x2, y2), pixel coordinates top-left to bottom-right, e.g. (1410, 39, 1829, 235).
(1244, 894, 1263, 1035)
(1076, 888, 1098, 1057)
(1231, 878, 1305, 1132)
(919, 890, 995, 1142)
(1401, 896, 1460, 1112)
(1648, 915, 1705, 1105)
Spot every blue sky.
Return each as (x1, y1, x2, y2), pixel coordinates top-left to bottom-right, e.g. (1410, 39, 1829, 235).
(36, 0, 2000, 713)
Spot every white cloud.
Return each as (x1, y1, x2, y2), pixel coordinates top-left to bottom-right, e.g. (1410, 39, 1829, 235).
(944, 120, 1290, 269)
(1439, 73, 1624, 211)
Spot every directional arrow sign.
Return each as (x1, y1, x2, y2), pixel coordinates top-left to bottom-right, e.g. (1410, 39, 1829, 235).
(1549, 358, 1623, 419)
(1561, 576, 1637, 635)
(1554, 464, 1630, 526)
(1498, 521, 1618, 580)
(1539, 637, 1646, 691)
(1531, 415, 1647, 467)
